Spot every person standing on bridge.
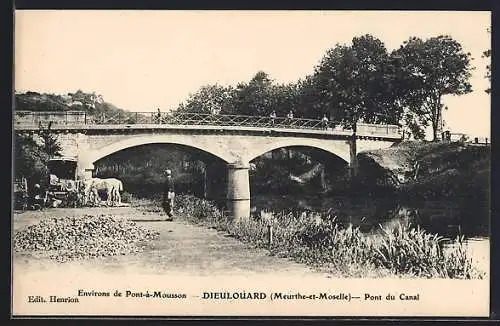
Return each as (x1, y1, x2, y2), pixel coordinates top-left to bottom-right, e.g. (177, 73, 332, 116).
(270, 110, 277, 126)
(286, 110, 294, 127)
(321, 114, 329, 130)
(155, 108, 162, 124)
(163, 169, 175, 221)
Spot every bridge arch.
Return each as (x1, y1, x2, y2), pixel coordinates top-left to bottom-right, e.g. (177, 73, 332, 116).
(244, 138, 351, 163)
(83, 135, 234, 167)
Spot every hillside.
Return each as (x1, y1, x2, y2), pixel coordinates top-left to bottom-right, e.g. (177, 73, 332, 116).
(358, 141, 491, 201)
(14, 90, 133, 119)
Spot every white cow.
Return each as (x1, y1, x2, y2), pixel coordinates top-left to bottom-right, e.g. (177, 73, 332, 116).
(83, 177, 123, 206)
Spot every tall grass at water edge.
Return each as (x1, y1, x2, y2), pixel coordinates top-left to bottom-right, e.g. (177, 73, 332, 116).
(131, 194, 485, 279)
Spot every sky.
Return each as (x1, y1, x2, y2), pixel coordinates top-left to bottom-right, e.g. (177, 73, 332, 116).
(14, 10, 491, 138)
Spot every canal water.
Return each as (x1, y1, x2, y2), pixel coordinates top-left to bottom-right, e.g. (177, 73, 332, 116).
(250, 195, 490, 239)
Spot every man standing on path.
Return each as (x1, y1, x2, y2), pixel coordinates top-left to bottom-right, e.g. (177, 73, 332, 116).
(163, 169, 175, 221)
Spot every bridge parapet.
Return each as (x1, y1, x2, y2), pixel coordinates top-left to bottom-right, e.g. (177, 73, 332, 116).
(13, 111, 402, 140)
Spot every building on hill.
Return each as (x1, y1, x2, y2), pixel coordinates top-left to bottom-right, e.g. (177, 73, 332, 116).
(60, 94, 72, 102)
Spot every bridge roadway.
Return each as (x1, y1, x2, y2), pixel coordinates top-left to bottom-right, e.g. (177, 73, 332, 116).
(14, 111, 402, 220)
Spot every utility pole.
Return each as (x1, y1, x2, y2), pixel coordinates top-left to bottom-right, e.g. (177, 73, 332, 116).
(203, 163, 208, 199)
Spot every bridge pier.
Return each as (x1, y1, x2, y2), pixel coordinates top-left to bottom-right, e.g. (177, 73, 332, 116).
(226, 162, 251, 221)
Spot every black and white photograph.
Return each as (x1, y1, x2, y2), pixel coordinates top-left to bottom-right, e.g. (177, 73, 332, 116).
(12, 10, 491, 317)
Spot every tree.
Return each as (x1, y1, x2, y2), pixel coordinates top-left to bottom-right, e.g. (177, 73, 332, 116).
(175, 84, 235, 115)
(230, 71, 274, 116)
(14, 121, 63, 188)
(394, 35, 473, 141)
(387, 51, 428, 139)
(295, 75, 326, 120)
(268, 82, 301, 117)
(39, 122, 62, 157)
(14, 133, 50, 187)
(313, 35, 402, 129)
(312, 35, 408, 177)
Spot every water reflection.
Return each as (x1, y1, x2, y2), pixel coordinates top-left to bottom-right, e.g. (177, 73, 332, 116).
(250, 195, 489, 239)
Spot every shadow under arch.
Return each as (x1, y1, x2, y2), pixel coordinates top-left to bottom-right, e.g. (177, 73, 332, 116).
(248, 145, 350, 202)
(92, 142, 229, 199)
(93, 142, 228, 166)
(248, 144, 350, 166)
(244, 139, 351, 164)
(85, 135, 232, 166)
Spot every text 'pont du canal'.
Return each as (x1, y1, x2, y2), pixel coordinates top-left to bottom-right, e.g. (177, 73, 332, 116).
(27, 289, 419, 303)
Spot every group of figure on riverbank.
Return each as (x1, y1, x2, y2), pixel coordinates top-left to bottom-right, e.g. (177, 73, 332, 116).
(21, 168, 176, 213)
(23, 177, 124, 210)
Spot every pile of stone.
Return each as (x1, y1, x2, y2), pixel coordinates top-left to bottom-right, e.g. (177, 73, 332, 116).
(13, 214, 160, 262)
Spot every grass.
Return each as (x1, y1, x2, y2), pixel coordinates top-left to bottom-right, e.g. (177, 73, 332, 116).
(130, 194, 486, 279)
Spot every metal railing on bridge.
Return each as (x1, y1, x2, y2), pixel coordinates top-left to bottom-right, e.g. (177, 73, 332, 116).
(13, 110, 402, 137)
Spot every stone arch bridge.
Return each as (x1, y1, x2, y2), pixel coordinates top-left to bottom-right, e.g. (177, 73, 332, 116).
(14, 112, 402, 220)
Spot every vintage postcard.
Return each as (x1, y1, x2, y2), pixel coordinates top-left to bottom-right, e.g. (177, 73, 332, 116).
(12, 10, 491, 317)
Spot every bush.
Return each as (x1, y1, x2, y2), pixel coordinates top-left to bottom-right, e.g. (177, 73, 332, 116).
(175, 195, 223, 223)
(442, 236, 485, 279)
(120, 191, 133, 203)
(372, 224, 484, 279)
(372, 223, 446, 277)
(294, 220, 372, 268)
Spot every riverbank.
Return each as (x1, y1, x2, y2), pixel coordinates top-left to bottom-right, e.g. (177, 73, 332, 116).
(13, 206, 326, 277)
(131, 195, 488, 279)
(11, 206, 489, 317)
(357, 140, 490, 200)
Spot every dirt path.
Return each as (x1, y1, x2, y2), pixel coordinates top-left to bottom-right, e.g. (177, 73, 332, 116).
(13, 207, 330, 278)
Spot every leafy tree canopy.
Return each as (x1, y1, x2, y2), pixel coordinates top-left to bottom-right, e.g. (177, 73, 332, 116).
(393, 35, 473, 140)
(176, 84, 235, 115)
(313, 35, 402, 129)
